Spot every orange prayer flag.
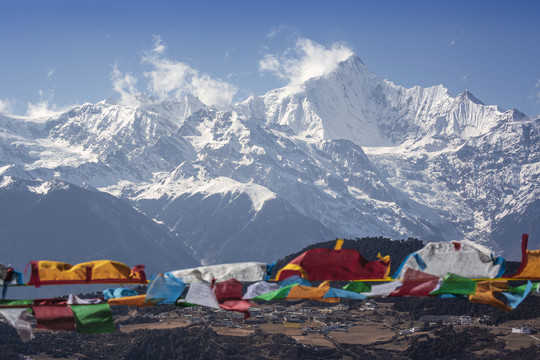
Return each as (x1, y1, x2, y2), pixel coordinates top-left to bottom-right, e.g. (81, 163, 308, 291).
(505, 234, 540, 280)
(28, 260, 146, 287)
(107, 295, 150, 307)
(469, 280, 512, 312)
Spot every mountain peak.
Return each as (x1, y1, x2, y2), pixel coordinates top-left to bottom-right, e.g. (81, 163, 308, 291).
(457, 90, 484, 105)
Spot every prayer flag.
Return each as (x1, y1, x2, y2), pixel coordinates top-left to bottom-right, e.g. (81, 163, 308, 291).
(184, 282, 220, 309)
(145, 273, 186, 304)
(342, 281, 372, 294)
(102, 288, 138, 300)
(430, 273, 477, 296)
(469, 280, 512, 312)
(275, 248, 390, 281)
(391, 268, 440, 297)
(0, 308, 34, 342)
(169, 262, 268, 283)
(363, 281, 402, 297)
(28, 260, 146, 287)
(33, 304, 75, 331)
(393, 240, 504, 279)
(71, 304, 115, 334)
(252, 285, 296, 301)
(242, 282, 280, 300)
(505, 234, 540, 280)
(107, 295, 148, 307)
(213, 279, 243, 302)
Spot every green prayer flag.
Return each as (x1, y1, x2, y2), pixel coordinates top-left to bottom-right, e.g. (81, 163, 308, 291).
(430, 273, 476, 296)
(0, 299, 33, 312)
(70, 304, 114, 334)
(508, 282, 540, 294)
(342, 281, 372, 293)
(0, 299, 33, 306)
(253, 285, 295, 301)
(175, 299, 197, 308)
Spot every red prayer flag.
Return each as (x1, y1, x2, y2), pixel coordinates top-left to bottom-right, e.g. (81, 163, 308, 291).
(33, 304, 75, 331)
(275, 248, 390, 281)
(390, 268, 440, 297)
(213, 279, 243, 302)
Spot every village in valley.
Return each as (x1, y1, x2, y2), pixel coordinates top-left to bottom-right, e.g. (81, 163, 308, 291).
(115, 297, 540, 354)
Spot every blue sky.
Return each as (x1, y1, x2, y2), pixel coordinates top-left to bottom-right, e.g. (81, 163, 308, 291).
(1, 0, 539, 117)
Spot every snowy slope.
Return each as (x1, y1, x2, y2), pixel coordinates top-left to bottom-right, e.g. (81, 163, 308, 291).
(0, 55, 537, 264)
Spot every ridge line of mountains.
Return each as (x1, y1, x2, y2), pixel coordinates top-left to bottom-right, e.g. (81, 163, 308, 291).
(1, 55, 538, 272)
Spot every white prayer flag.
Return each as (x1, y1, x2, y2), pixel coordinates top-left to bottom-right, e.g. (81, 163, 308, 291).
(185, 282, 220, 309)
(242, 281, 280, 299)
(0, 308, 34, 343)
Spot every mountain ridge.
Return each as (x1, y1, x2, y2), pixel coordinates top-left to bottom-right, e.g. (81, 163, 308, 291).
(0, 54, 538, 263)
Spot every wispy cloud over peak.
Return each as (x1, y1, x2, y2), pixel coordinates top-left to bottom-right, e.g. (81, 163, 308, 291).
(259, 38, 353, 85)
(140, 36, 237, 108)
(25, 90, 63, 118)
(111, 63, 139, 106)
(0, 99, 14, 114)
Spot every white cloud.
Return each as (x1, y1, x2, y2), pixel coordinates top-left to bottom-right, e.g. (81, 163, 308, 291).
(151, 34, 167, 54)
(46, 68, 55, 80)
(258, 38, 353, 85)
(267, 25, 288, 39)
(141, 37, 237, 108)
(190, 74, 237, 107)
(449, 40, 456, 47)
(26, 90, 61, 118)
(0, 98, 14, 114)
(111, 64, 139, 106)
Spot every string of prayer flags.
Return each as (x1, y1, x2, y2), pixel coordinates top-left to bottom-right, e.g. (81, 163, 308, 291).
(28, 260, 147, 287)
(393, 240, 505, 279)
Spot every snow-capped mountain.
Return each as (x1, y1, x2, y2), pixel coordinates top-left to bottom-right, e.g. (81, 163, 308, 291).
(0, 175, 199, 274)
(1, 55, 538, 264)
